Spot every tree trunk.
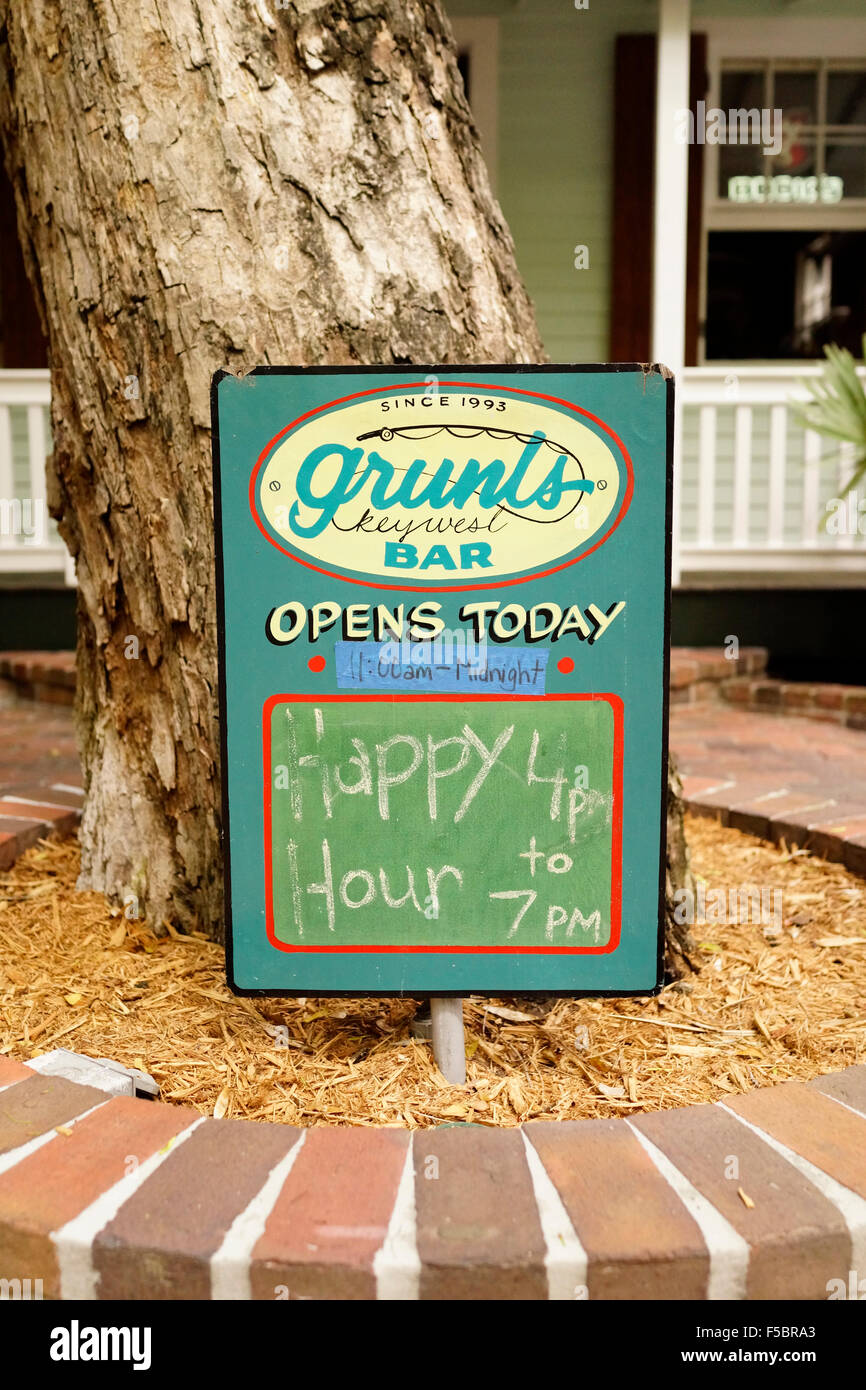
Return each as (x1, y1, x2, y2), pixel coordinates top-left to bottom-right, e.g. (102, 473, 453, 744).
(0, 0, 690, 965)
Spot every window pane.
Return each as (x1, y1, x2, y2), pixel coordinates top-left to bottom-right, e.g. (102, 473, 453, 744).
(825, 140, 866, 199)
(827, 71, 866, 127)
(774, 120, 815, 177)
(718, 138, 764, 199)
(720, 69, 764, 114)
(773, 70, 818, 125)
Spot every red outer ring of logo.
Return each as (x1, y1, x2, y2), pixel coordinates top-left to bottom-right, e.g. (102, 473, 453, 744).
(248, 379, 635, 593)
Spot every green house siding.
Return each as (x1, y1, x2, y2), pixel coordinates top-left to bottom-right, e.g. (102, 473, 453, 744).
(446, 0, 866, 364)
(449, 0, 653, 363)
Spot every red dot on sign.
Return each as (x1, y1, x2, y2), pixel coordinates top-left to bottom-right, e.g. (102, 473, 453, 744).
(308, 655, 326, 673)
(557, 657, 575, 674)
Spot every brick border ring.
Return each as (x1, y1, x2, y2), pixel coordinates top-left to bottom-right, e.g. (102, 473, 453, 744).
(1, 1054, 864, 1299)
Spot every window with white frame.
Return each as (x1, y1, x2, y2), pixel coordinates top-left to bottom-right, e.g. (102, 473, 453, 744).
(716, 61, 866, 208)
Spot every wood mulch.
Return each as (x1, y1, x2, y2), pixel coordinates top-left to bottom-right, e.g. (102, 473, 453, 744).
(0, 813, 864, 1128)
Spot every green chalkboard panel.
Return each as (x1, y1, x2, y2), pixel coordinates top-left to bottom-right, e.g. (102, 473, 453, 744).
(211, 364, 671, 995)
(266, 694, 619, 953)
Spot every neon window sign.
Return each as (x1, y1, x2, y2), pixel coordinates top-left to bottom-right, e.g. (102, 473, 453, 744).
(727, 174, 845, 204)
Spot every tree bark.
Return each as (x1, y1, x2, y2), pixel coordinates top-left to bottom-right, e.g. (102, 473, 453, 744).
(664, 756, 698, 980)
(0, 0, 690, 962)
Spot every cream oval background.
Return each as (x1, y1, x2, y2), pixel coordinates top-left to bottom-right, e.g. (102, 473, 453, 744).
(257, 390, 626, 583)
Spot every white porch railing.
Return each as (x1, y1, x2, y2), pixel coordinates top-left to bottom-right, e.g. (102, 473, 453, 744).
(3, 365, 866, 592)
(679, 365, 866, 587)
(0, 368, 73, 585)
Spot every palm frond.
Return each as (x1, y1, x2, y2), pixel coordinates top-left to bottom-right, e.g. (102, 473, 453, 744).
(791, 336, 866, 509)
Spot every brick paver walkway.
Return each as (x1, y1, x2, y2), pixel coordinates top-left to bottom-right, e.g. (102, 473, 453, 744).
(0, 695, 82, 870)
(671, 703, 866, 876)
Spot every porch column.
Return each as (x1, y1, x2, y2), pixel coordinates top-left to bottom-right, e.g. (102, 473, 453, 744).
(652, 0, 691, 587)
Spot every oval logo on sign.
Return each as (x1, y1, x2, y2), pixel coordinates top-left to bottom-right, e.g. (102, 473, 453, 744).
(251, 381, 632, 590)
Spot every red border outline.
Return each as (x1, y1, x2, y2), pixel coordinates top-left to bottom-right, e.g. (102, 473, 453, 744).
(262, 692, 623, 956)
(248, 380, 634, 592)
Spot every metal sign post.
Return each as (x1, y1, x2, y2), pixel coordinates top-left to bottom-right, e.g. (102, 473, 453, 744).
(430, 997, 467, 1084)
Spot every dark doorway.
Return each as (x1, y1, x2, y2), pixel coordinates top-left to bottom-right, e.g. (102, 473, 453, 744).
(706, 229, 866, 360)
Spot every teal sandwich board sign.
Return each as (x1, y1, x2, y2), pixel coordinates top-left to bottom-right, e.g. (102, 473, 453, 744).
(211, 365, 671, 996)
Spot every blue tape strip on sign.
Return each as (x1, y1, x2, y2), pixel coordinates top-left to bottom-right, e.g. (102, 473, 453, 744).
(334, 640, 549, 695)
